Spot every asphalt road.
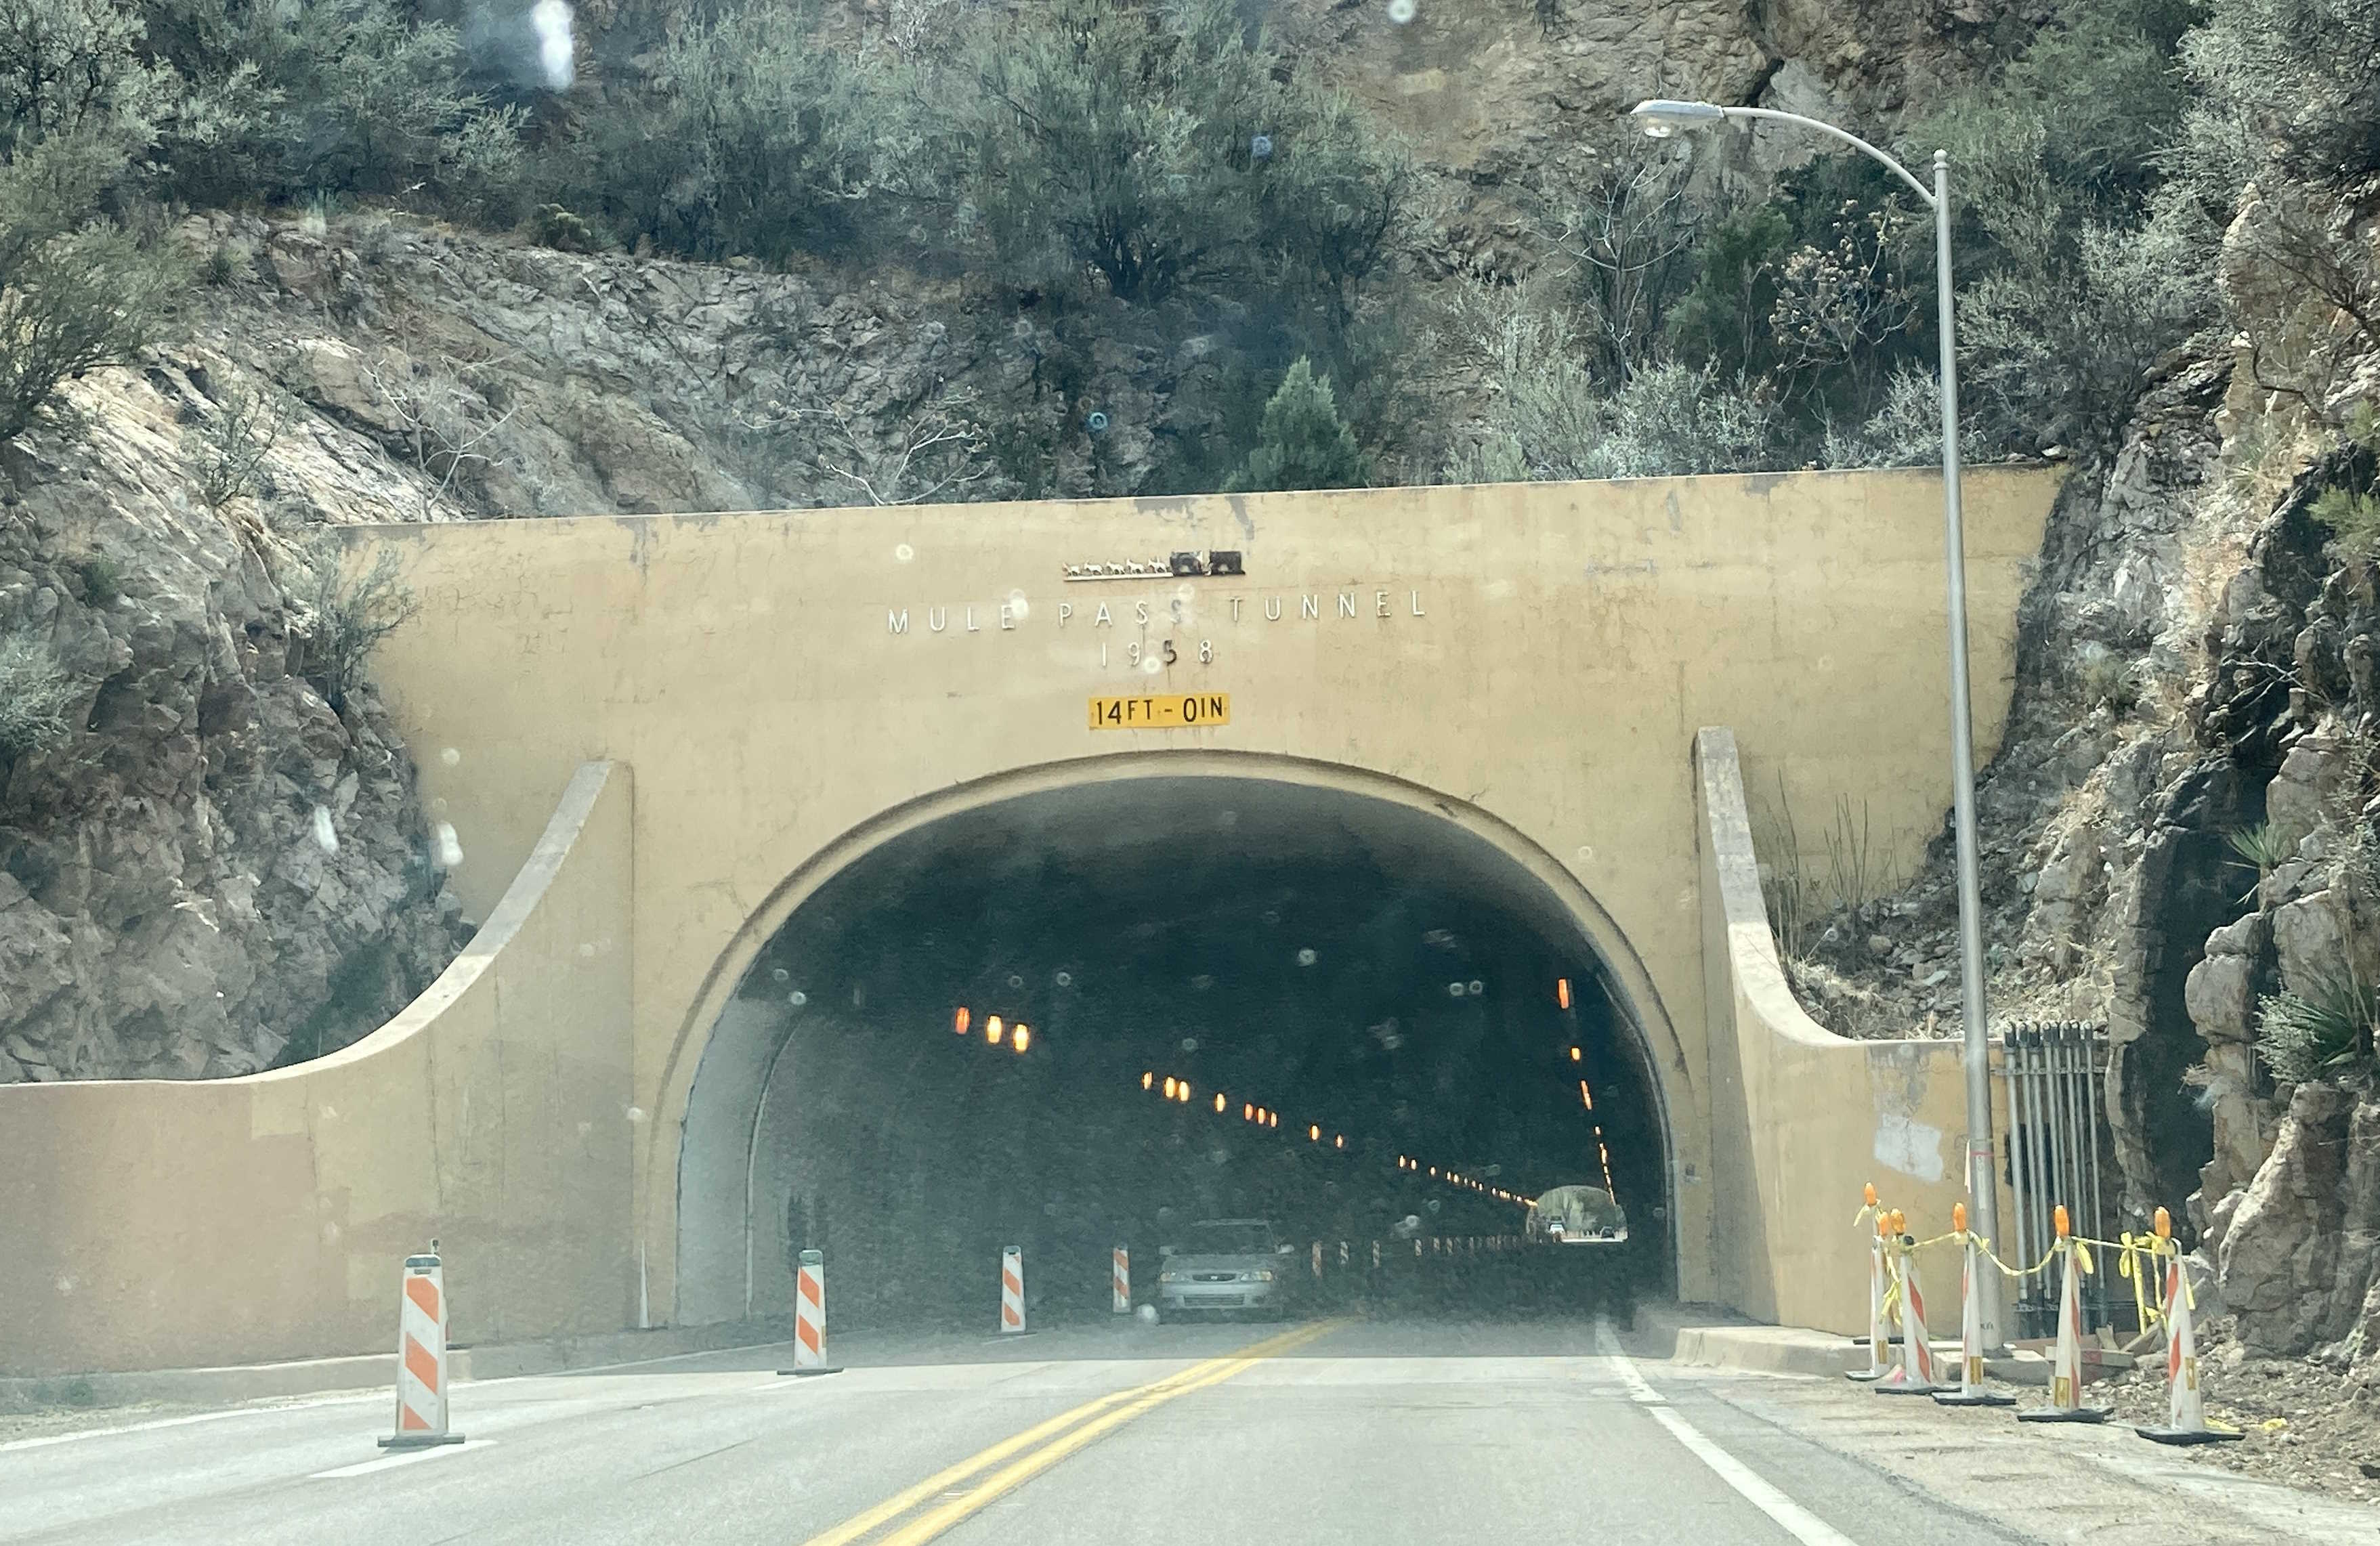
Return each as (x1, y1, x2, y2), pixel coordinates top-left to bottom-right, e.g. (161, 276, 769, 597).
(0, 1314, 2357, 1546)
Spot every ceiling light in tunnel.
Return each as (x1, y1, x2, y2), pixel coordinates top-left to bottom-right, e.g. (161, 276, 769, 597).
(1309, 1124, 1321, 1141)
(1164, 1077, 1177, 1099)
(1143, 1071, 1154, 1090)
(1557, 977, 1572, 1010)
(1244, 1102, 1254, 1121)
(1214, 1092, 1227, 1112)
(1570, 1046, 1581, 1062)
(1579, 1080, 1594, 1111)
(954, 1008, 971, 1037)
(1178, 1082, 1191, 1103)
(1334, 1134, 1344, 1149)
(987, 1015, 1004, 1045)
(1012, 1025, 1030, 1052)
(1269, 1113, 1279, 1128)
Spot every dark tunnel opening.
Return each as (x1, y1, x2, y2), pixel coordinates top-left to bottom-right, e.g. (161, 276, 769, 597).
(684, 775, 1674, 1332)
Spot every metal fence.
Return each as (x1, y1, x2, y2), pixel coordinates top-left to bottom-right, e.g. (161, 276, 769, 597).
(1997, 1020, 2119, 1339)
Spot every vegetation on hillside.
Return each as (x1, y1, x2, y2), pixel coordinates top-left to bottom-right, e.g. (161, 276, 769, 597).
(0, 0, 2373, 489)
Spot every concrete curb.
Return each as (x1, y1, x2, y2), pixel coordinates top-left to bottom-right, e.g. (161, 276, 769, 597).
(1672, 1324, 1963, 1379)
(0, 1318, 793, 1412)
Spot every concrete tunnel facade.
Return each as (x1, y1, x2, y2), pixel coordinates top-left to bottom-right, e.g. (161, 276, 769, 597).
(0, 468, 2062, 1375)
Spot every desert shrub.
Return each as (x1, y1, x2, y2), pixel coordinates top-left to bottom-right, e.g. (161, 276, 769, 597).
(0, 631, 77, 758)
(952, 0, 1411, 312)
(287, 536, 414, 713)
(0, 3, 182, 444)
(185, 377, 284, 512)
(1958, 197, 2216, 452)
(2258, 974, 2378, 1083)
(1226, 358, 1367, 492)
(555, 3, 878, 264)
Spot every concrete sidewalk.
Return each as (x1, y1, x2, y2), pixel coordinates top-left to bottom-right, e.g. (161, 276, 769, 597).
(0, 1316, 792, 1411)
(1631, 1302, 1971, 1379)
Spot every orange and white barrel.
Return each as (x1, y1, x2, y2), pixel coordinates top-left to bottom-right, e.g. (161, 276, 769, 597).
(1112, 1247, 1130, 1314)
(2135, 1208, 2238, 1444)
(1000, 1246, 1026, 1334)
(380, 1246, 464, 1450)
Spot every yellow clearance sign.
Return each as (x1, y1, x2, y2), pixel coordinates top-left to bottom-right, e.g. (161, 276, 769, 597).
(1088, 693, 1231, 730)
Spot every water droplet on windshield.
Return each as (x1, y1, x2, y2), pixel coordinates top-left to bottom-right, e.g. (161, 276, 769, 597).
(1251, 133, 1273, 160)
(440, 747, 461, 767)
(1447, 981, 1466, 997)
(1179, 1036, 1199, 1052)
(1055, 970, 1073, 987)
(1296, 947, 1317, 966)
(1387, 0, 1416, 21)
(895, 542, 915, 563)
(433, 822, 464, 869)
(310, 805, 339, 855)
(1007, 589, 1030, 621)
(1007, 973, 1025, 989)
(789, 990, 807, 1006)
(1141, 654, 1163, 675)
(771, 967, 790, 983)
(624, 1105, 647, 1123)
(1468, 979, 1485, 996)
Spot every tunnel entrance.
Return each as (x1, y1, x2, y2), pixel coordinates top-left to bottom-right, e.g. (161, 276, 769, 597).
(676, 772, 1675, 1331)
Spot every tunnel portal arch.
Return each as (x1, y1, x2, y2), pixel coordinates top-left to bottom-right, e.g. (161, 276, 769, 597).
(662, 752, 1687, 1328)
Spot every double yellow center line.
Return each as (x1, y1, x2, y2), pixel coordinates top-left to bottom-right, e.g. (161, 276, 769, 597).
(799, 1319, 1346, 1546)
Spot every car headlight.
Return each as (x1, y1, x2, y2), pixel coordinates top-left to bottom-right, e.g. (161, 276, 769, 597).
(1248, 1269, 1273, 1282)
(1159, 1270, 1181, 1283)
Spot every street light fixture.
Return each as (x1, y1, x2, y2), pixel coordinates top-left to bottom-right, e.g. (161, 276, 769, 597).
(1629, 98, 2003, 1348)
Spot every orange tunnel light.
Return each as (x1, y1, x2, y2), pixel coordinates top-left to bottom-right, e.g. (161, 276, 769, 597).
(1011, 1025, 1030, 1053)
(954, 1007, 972, 1036)
(986, 1015, 1004, 1045)
(1557, 977, 1572, 1010)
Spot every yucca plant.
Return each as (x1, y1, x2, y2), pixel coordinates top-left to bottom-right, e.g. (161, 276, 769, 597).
(2226, 820, 2297, 903)
(2256, 973, 2379, 1085)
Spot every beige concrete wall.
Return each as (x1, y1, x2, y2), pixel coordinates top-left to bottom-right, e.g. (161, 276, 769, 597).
(0, 763, 634, 1377)
(1697, 727, 2020, 1333)
(0, 467, 2060, 1372)
(358, 467, 2053, 1326)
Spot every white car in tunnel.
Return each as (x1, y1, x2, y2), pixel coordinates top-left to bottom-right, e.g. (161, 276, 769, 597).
(1157, 1218, 1296, 1318)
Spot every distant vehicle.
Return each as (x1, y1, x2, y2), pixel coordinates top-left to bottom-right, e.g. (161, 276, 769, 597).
(1529, 1184, 1628, 1244)
(1156, 1218, 1296, 1318)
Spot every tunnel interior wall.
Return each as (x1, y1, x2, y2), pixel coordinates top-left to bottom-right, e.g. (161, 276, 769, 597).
(684, 772, 1680, 1335)
(0, 763, 637, 1377)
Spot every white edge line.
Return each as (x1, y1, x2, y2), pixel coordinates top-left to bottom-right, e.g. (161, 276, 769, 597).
(1596, 1316, 1861, 1546)
(312, 1437, 496, 1479)
(0, 1340, 789, 1455)
(0, 1390, 387, 1453)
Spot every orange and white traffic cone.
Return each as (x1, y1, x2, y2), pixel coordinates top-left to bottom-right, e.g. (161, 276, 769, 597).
(379, 1243, 465, 1449)
(999, 1245, 1027, 1335)
(2135, 1208, 2240, 1445)
(1113, 1247, 1131, 1314)
(779, 1249, 842, 1376)
(1934, 1203, 2014, 1407)
(2019, 1205, 2107, 1423)
(1875, 1211, 1941, 1396)
(1848, 1196, 1892, 1383)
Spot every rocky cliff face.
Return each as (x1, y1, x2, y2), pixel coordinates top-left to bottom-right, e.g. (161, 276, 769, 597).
(0, 365, 468, 1081)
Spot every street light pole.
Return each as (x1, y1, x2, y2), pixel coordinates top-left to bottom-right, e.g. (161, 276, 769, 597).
(1630, 102, 2003, 1347)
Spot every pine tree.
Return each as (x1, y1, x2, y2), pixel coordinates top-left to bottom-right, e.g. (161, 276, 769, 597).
(1225, 358, 1369, 493)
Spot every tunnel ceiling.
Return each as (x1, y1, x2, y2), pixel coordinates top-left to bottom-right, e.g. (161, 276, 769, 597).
(735, 775, 1667, 1239)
